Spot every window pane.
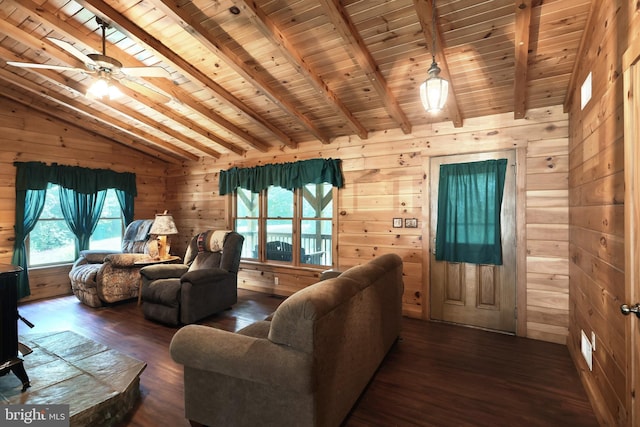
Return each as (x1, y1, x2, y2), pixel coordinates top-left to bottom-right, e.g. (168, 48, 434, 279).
(237, 188, 259, 217)
(266, 219, 293, 261)
(236, 218, 258, 258)
(39, 184, 63, 219)
(90, 219, 123, 250)
(301, 219, 331, 265)
(302, 183, 332, 218)
(90, 190, 123, 250)
(101, 189, 122, 217)
(267, 186, 293, 217)
(29, 219, 75, 266)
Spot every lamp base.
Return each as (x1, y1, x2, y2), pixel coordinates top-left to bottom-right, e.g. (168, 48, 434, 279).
(156, 235, 171, 260)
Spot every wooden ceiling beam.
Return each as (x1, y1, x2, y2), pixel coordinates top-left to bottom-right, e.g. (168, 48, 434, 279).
(514, 0, 533, 119)
(10, 0, 262, 154)
(0, 19, 206, 160)
(0, 68, 187, 163)
(413, 0, 463, 128)
(232, 0, 369, 140)
(74, 0, 298, 149)
(153, 0, 332, 144)
(319, 0, 412, 134)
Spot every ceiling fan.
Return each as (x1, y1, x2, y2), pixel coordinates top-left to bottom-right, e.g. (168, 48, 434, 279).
(7, 17, 171, 100)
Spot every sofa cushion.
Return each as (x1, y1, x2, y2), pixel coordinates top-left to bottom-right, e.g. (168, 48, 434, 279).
(268, 276, 360, 353)
(79, 250, 120, 264)
(142, 278, 182, 307)
(69, 263, 100, 286)
(188, 252, 222, 272)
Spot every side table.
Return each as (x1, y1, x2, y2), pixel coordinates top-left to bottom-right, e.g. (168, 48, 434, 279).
(134, 256, 181, 306)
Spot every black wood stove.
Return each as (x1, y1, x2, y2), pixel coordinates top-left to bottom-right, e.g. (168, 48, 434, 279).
(0, 264, 32, 392)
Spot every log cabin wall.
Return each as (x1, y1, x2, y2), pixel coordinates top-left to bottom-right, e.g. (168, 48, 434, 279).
(165, 104, 569, 344)
(565, 0, 629, 425)
(0, 96, 167, 302)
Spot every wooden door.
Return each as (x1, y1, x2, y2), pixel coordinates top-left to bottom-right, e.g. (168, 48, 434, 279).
(430, 150, 517, 333)
(623, 41, 640, 427)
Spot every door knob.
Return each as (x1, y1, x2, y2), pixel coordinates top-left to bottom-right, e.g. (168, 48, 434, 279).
(621, 303, 640, 318)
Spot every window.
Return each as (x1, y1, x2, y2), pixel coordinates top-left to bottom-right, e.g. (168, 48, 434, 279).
(28, 187, 123, 267)
(89, 190, 124, 250)
(29, 184, 76, 266)
(235, 183, 333, 266)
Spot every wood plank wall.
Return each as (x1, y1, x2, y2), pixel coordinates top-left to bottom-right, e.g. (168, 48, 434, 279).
(565, 0, 628, 425)
(0, 96, 167, 302)
(165, 105, 570, 344)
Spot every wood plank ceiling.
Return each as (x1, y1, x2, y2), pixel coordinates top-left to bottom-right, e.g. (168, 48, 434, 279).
(0, 0, 592, 163)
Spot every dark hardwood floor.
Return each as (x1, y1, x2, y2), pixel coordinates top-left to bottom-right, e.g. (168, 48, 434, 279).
(15, 290, 599, 427)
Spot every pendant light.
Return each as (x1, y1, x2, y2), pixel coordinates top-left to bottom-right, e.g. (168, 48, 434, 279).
(420, 0, 448, 113)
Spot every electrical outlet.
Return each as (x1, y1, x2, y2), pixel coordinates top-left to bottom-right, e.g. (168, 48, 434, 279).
(274, 277, 279, 285)
(581, 330, 593, 371)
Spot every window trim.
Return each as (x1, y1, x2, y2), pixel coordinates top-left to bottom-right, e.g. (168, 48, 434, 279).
(233, 185, 335, 268)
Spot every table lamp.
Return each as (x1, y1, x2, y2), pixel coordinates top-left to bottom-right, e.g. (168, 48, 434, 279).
(150, 211, 178, 259)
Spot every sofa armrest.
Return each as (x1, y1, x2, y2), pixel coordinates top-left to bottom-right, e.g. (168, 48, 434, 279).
(170, 324, 312, 393)
(180, 268, 229, 285)
(140, 264, 189, 280)
(320, 269, 342, 281)
(104, 253, 150, 267)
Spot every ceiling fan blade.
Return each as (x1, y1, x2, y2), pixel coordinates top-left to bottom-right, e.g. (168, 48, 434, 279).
(46, 37, 97, 66)
(6, 61, 88, 73)
(120, 66, 171, 78)
(115, 78, 172, 104)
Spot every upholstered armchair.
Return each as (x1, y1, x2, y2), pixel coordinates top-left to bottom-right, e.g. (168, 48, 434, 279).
(69, 219, 157, 307)
(140, 230, 244, 326)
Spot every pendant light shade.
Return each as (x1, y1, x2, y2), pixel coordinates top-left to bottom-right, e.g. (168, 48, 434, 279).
(420, 61, 449, 112)
(86, 77, 122, 100)
(420, 0, 448, 113)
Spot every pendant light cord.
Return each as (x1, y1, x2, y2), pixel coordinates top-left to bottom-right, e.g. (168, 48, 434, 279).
(432, 0, 437, 64)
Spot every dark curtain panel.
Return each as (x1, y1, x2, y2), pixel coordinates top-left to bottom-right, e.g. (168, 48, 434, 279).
(115, 189, 135, 225)
(435, 159, 508, 265)
(219, 158, 344, 195)
(11, 189, 47, 299)
(59, 187, 107, 258)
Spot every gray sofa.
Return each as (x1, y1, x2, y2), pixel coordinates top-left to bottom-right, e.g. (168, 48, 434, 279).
(170, 253, 404, 427)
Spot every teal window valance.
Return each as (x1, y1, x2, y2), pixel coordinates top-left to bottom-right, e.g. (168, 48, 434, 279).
(219, 158, 343, 195)
(14, 161, 137, 195)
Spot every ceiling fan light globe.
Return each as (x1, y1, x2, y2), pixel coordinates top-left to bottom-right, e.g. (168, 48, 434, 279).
(108, 85, 122, 100)
(87, 78, 109, 98)
(87, 78, 120, 100)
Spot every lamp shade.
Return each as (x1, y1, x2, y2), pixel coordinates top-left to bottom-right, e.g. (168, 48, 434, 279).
(420, 62, 449, 112)
(150, 213, 178, 235)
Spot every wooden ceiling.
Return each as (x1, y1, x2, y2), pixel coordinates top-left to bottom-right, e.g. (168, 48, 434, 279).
(0, 0, 592, 163)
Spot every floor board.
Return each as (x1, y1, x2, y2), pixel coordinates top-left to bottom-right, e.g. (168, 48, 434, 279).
(14, 290, 599, 426)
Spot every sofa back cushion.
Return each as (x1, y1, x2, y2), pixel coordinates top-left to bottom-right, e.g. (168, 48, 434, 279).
(268, 253, 403, 354)
(188, 251, 222, 271)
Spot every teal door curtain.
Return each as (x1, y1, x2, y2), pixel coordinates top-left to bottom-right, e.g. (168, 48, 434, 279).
(435, 159, 508, 265)
(12, 161, 137, 299)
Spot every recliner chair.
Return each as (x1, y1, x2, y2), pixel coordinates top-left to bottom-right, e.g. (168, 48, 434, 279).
(139, 230, 244, 326)
(68, 219, 157, 307)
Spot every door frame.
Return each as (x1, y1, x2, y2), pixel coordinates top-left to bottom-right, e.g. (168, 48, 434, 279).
(623, 36, 640, 427)
(421, 148, 527, 337)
